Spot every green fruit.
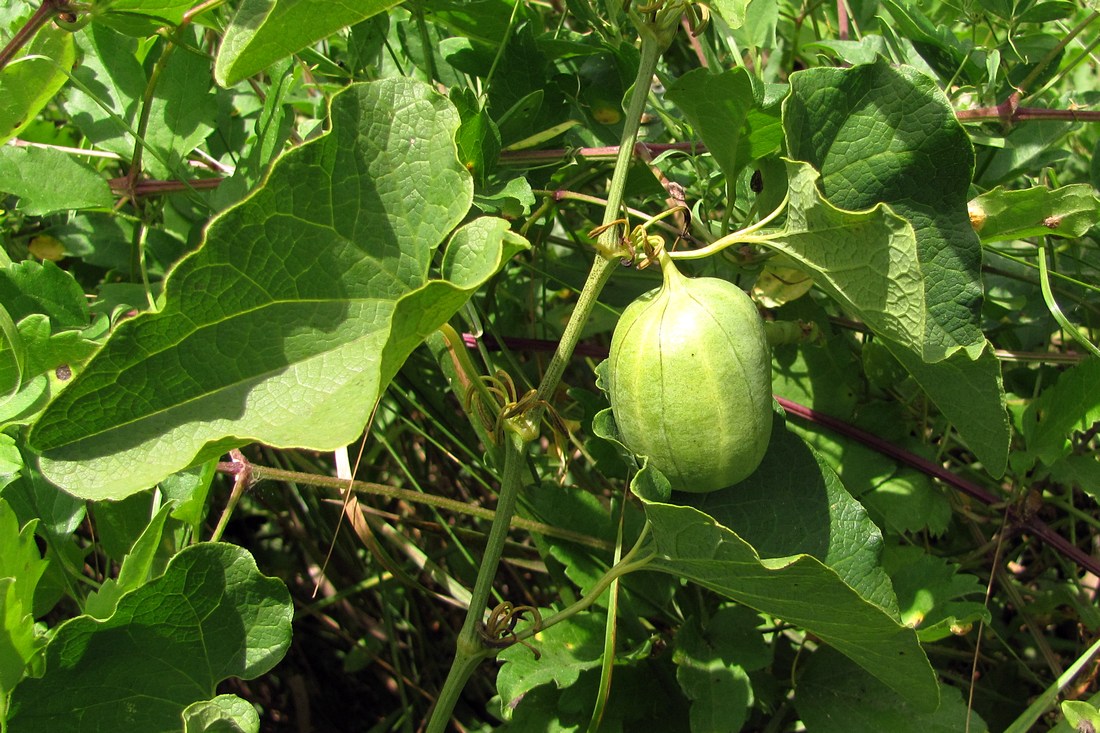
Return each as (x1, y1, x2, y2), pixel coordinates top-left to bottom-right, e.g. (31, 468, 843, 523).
(607, 255, 772, 492)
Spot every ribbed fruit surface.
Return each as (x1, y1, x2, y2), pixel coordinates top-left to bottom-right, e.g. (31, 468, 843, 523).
(607, 259, 772, 492)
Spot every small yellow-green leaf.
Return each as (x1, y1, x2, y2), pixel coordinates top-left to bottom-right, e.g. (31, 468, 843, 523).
(0, 17, 75, 145)
(214, 0, 406, 86)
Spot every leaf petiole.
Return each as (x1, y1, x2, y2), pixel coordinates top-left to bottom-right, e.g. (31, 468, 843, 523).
(668, 192, 789, 261)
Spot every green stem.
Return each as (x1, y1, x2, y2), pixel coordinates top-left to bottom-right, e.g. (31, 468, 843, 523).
(426, 643, 492, 732)
(535, 35, 663, 406)
(587, 503, 629, 732)
(209, 450, 249, 543)
(426, 432, 527, 733)
(127, 40, 175, 294)
(668, 192, 789, 261)
(233, 462, 615, 551)
(426, 26, 669, 731)
(513, 523, 655, 643)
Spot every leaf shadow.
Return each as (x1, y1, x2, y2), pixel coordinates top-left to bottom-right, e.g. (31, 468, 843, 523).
(680, 412, 834, 563)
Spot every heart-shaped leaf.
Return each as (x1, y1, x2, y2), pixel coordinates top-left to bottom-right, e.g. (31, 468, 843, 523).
(29, 78, 527, 499)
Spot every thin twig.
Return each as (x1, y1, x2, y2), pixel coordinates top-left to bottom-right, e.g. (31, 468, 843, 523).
(215, 461, 614, 552)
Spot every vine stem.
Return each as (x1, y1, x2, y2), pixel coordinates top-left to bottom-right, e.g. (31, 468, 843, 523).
(512, 524, 655, 645)
(425, 430, 525, 732)
(535, 34, 664, 407)
(425, 28, 668, 732)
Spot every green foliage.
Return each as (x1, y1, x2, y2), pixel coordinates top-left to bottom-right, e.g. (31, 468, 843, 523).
(0, 8, 74, 145)
(1, 0, 1099, 730)
(7, 542, 291, 732)
(28, 80, 528, 499)
(214, 0, 404, 86)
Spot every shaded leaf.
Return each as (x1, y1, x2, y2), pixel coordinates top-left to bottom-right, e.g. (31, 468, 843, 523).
(30, 79, 527, 499)
(665, 68, 781, 184)
(877, 0, 982, 84)
(142, 30, 218, 179)
(1022, 357, 1100, 467)
(0, 453, 84, 542)
(638, 495, 938, 711)
(1049, 455, 1100, 505)
(886, 340, 1009, 476)
(0, 261, 89, 330)
(84, 503, 175, 619)
(64, 25, 145, 160)
(8, 543, 292, 733)
(859, 469, 953, 538)
(592, 410, 938, 710)
(796, 647, 986, 732)
(96, 0, 193, 35)
(684, 415, 899, 613)
(673, 605, 770, 733)
(976, 120, 1073, 188)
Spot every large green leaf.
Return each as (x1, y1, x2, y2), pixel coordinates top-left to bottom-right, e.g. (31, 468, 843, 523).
(782, 61, 1009, 474)
(784, 59, 984, 361)
(214, 0, 406, 86)
(770, 160, 926, 356)
(682, 416, 899, 613)
(593, 410, 939, 711)
(29, 78, 527, 499)
(7, 542, 292, 733)
(638, 498, 938, 711)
